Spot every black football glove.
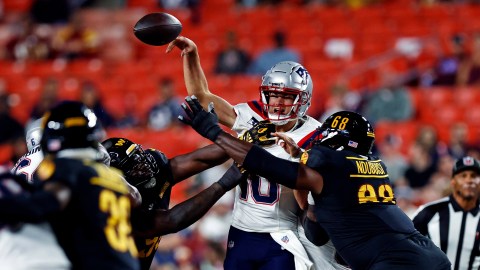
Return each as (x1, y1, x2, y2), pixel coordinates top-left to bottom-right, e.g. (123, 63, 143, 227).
(240, 120, 276, 146)
(179, 96, 223, 142)
(217, 163, 249, 191)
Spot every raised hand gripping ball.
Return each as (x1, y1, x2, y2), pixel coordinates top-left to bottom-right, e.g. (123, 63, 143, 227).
(133, 12, 182, 46)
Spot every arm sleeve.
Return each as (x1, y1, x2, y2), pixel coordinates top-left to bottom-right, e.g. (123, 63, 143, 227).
(303, 217, 330, 246)
(243, 145, 299, 189)
(132, 183, 226, 237)
(0, 190, 61, 223)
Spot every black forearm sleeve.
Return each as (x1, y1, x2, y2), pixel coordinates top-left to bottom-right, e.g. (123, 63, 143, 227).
(133, 183, 226, 237)
(243, 145, 299, 189)
(304, 217, 330, 246)
(0, 191, 61, 223)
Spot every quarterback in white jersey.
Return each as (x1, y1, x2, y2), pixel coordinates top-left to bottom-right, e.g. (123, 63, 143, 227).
(168, 36, 348, 270)
(0, 120, 71, 270)
(231, 101, 320, 233)
(11, 119, 44, 183)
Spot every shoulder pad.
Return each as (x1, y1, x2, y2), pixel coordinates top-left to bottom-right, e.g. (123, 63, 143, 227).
(36, 158, 56, 181)
(303, 146, 330, 169)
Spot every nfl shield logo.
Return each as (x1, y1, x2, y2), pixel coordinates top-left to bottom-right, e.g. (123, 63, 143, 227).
(281, 235, 289, 244)
(463, 157, 475, 166)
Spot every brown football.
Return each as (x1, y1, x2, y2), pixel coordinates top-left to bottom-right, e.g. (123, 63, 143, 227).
(133, 12, 182, 46)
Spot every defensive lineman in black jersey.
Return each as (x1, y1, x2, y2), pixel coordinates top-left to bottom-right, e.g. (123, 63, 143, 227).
(179, 97, 452, 270)
(103, 137, 243, 270)
(0, 101, 139, 269)
(302, 145, 432, 269)
(38, 157, 139, 269)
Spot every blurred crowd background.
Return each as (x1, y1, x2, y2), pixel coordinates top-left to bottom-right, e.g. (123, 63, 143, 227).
(1, 0, 480, 269)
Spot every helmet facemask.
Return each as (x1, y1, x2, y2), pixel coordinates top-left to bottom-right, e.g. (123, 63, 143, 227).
(110, 144, 157, 187)
(260, 86, 311, 126)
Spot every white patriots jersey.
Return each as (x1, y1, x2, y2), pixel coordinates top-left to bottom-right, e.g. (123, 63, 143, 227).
(0, 168, 70, 269)
(11, 145, 43, 183)
(231, 101, 321, 232)
(0, 223, 71, 270)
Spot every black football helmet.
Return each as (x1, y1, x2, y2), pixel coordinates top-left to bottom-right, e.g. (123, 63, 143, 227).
(101, 137, 159, 188)
(315, 111, 375, 155)
(40, 101, 103, 154)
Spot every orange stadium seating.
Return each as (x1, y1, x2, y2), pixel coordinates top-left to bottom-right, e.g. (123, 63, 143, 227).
(373, 120, 420, 156)
(2, 0, 480, 165)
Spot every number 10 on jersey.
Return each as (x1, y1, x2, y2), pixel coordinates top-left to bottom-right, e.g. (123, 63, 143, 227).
(239, 176, 280, 205)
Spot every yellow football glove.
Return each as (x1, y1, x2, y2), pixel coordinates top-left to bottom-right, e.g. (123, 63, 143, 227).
(240, 120, 275, 146)
(239, 120, 276, 146)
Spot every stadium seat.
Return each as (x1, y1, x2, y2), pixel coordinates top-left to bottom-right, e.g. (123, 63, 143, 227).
(464, 105, 480, 126)
(384, 3, 418, 21)
(373, 120, 420, 155)
(230, 75, 261, 101)
(320, 21, 356, 40)
(419, 104, 463, 129)
(418, 87, 453, 107)
(66, 59, 104, 78)
(453, 87, 480, 106)
(349, 6, 386, 24)
(310, 6, 349, 26)
(419, 4, 454, 24)
(2, 0, 32, 12)
(57, 78, 81, 101)
(103, 94, 127, 119)
(0, 144, 13, 164)
(25, 61, 66, 78)
(355, 35, 395, 59)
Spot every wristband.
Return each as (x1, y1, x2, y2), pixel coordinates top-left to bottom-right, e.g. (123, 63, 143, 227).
(243, 145, 299, 189)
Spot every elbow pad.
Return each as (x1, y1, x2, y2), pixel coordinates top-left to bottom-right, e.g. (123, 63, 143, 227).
(243, 145, 299, 189)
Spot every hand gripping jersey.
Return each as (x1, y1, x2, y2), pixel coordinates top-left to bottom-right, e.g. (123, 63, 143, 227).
(36, 158, 139, 270)
(0, 172, 70, 270)
(131, 148, 175, 270)
(232, 101, 321, 232)
(304, 145, 417, 269)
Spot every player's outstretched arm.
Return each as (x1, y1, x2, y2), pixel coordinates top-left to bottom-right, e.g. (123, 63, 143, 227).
(166, 36, 237, 128)
(0, 174, 71, 223)
(179, 96, 324, 194)
(169, 143, 230, 183)
(133, 164, 245, 237)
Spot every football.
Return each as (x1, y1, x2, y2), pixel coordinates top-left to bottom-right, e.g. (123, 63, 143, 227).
(133, 12, 182, 46)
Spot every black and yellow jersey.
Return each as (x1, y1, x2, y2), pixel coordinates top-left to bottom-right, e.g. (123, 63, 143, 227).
(132, 148, 174, 270)
(304, 145, 417, 269)
(36, 157, 139, 270)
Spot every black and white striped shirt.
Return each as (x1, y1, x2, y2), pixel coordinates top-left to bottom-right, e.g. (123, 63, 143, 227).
(412, 195, 480, 270)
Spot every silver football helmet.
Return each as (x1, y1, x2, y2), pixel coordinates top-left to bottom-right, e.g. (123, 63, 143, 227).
(260, 61, 313, 125)
(25, 118, 43, 151)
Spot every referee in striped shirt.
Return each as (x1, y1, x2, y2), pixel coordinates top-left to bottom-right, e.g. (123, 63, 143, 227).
(412, 156, 480, 270)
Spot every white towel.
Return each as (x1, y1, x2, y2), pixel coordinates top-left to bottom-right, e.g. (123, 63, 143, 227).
(271, 230, 313, 270)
